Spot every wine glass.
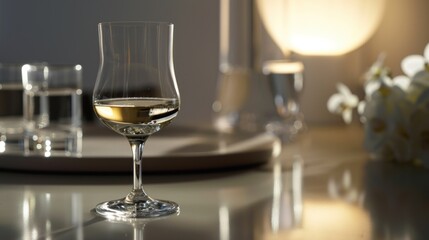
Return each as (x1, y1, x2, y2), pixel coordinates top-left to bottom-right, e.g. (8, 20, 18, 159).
(93, 21, 180, 219)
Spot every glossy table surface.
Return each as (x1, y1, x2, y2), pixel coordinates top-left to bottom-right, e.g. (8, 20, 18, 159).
(1, 125, 428, 240)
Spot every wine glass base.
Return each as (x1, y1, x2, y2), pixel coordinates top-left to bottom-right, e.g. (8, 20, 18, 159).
(265, 117, 305, 142)
(95, 197, 179, 220)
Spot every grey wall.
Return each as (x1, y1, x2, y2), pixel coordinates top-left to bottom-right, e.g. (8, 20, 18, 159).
(0, 0, 428, 126)
(0, 0, 219, 125)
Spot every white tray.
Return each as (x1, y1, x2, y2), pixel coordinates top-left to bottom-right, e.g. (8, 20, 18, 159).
(0, 130, 278, 173)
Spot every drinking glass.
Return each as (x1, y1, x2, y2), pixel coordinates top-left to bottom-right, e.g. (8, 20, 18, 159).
(22, 63, 83, 157)
(263, 60, 305, 140)
(0, 63, 25, 153)
(93, 22, 180, 219)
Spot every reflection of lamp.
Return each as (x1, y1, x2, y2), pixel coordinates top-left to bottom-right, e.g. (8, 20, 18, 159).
(256, 0, 386, 56)
(268, 200, 371, 239)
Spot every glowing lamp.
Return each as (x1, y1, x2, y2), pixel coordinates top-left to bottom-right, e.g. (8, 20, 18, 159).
(256, 0, 386, 55)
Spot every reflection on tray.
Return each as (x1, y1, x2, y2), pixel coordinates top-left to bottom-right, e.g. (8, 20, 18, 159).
(0, 126, 280, 173)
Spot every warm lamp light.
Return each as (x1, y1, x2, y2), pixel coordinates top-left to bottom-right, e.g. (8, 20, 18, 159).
(256, 0, 386, 56)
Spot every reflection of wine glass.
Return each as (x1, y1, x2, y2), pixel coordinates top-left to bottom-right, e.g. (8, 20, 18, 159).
(93, 22, 180, 219)
(104, 217, 168, 240)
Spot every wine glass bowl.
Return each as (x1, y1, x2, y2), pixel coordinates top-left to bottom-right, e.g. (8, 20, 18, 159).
(93, 21, 180, 219)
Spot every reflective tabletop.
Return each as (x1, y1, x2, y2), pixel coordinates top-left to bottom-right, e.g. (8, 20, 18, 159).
(0, 126, 428, 240)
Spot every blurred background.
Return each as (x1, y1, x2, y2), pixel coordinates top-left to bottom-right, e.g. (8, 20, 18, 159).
(0, 0, 428, 126)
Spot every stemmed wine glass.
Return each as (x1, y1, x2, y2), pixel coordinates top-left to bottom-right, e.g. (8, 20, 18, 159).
(93, 21, 180, 219)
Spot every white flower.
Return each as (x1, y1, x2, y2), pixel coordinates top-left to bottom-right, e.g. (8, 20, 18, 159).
(392, 75, 411, 91)
(363, 54, 412, 97)
(362, 53, 403, 98)
(399, 43, 429, 102)
(327, 83, 359, 124)
(364, 53, 387, 82)
(401, 54, 426, 77)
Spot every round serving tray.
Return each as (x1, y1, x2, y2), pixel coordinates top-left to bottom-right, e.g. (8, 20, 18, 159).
(0, 128, 279, 173)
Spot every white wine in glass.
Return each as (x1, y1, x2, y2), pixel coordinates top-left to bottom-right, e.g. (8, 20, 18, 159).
(94, 98, 179, 136)
(93, 22, 180, 219)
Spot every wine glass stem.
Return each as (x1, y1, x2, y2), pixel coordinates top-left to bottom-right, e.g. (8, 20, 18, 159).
(129, 137, 149, 195)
